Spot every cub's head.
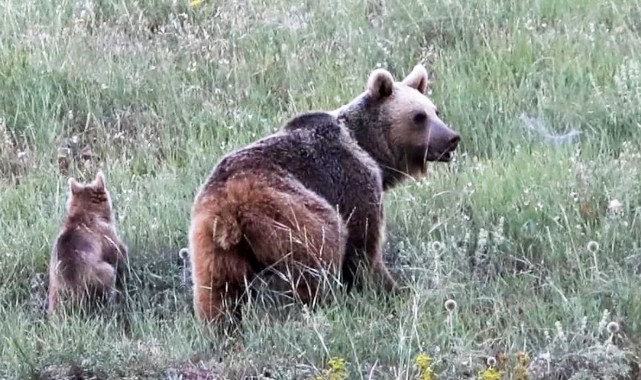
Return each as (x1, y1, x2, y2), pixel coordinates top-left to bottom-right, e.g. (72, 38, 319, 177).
(66, 171, 113, 221)
(338, 64, 460, 188)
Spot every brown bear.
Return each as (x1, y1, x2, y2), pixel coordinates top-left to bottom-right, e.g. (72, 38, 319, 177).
(47, 171, 129, 315)
(188, 63, 460, 326)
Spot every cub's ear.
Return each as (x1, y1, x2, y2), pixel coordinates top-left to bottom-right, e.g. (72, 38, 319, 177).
(367, 68, 394, 100)
(402, 64, 429, 94)
(68, 178, 83, 195)
(93, 170, 106, 190)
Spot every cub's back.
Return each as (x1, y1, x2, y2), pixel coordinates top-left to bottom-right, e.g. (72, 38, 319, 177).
(51, 227, 100, 282)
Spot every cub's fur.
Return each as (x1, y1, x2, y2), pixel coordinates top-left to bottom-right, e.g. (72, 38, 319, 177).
(188, 63, 461, 326)
(47, 171, 128, 315)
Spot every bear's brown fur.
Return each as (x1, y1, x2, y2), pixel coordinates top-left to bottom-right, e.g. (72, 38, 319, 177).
(47, 171, 129, 315)
(188, 63, 460, 326)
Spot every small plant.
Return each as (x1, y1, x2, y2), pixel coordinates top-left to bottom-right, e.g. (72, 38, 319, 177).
(314, 357, 348, 380)
(415, 353, 436, 380)
(515, 351, 530, 380)
(479, 357, 503, 380)
(526, 311, 633, 379)
(479, 368, 502, 380)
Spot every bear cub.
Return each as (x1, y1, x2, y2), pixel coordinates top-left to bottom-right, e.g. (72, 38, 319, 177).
(188, 63, 461, 327)
(47, 171, 129, 315)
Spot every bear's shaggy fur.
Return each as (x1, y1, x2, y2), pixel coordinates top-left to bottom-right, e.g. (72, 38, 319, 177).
(188, 64, 460, 326)
(47, 171, 129, 315)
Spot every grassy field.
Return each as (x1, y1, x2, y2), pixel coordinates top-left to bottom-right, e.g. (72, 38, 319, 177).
(2, 0, 641, 378)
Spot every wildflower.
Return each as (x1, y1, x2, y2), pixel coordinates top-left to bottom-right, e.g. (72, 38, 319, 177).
(415, 353, 432, 370)
(479, 367, 502, 380)
(515, 351, 531, 380)
(415, 354, 436, 380)
(444, 299, 457, 312)
(607, 321, 619, 334)
(189, 0, 203, 8)
(555, 321, 565, 341)
(517, 351, 531, 365)
(321, 357, 348, 380)
(328, 358, 345, 371)
(607, 199, 623, 215)
(477, 228, 489, 251)
(598, 309, 610, 334)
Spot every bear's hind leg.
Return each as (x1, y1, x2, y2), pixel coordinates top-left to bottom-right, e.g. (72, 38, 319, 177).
(239, 181, 347, 309)
(192, 246, 255, 332)
(189, 208, 256, 331)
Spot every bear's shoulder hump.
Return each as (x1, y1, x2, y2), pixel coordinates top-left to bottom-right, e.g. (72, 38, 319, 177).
(282, 112, 341, 133)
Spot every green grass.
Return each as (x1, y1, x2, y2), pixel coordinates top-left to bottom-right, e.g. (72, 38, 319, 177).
(2, 0, 641, 378)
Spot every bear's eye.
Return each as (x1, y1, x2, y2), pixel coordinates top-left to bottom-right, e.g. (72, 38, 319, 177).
(413, 111, 427, 124)
(435, 109, 441, 117)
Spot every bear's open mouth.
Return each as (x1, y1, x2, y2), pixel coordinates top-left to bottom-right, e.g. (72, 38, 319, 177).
(438, 150, 454, 162)
(439, 151, 453, 162)
(425, 148, 455, 162)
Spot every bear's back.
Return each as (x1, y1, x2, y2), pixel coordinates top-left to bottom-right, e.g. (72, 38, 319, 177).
(206, 112, 383, 213)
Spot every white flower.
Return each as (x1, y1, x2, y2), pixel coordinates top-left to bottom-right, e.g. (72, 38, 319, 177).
(607, 199, 623, 214)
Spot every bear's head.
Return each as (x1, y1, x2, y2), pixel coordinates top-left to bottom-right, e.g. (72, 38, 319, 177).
(336, 64, 460, 189)
(66, 170, 114, 221)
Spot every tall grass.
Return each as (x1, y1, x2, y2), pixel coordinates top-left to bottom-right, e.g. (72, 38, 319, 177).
(1, 0, 641, 378)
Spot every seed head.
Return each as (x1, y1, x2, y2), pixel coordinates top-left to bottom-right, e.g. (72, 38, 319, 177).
(444, 299, 457, 312)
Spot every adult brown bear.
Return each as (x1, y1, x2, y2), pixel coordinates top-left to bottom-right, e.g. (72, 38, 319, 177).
(188, 64, 460, 326)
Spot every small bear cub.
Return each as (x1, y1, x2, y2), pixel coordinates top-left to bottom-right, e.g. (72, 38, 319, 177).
(47, 171, 128, 315)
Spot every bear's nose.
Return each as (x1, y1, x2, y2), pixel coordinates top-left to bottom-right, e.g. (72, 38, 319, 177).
(449, 133, 461, 148)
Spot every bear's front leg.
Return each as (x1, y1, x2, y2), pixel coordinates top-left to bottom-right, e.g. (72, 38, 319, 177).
(365, 213, 400, 293)
(342, 207, 399, 294)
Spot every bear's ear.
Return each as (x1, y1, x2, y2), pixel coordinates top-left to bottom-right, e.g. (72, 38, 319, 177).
(367, 68, 394, 100)
(93, 170, 106, 191)
(402, 64, 429, 94)
(68, 178, 83, 195)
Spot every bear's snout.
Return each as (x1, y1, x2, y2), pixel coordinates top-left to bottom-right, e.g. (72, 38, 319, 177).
(426, 119, 460, 162)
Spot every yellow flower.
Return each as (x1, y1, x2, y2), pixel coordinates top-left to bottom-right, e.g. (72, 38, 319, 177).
(415, 354, 436, 380)
(328, 357, 346, 372)
(479, 368, 502, 380)
(314, 357, 347, 380)
(188, 0, 203, 8)
(415, 353, 433, 370)
(420, 369, 436, 380)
